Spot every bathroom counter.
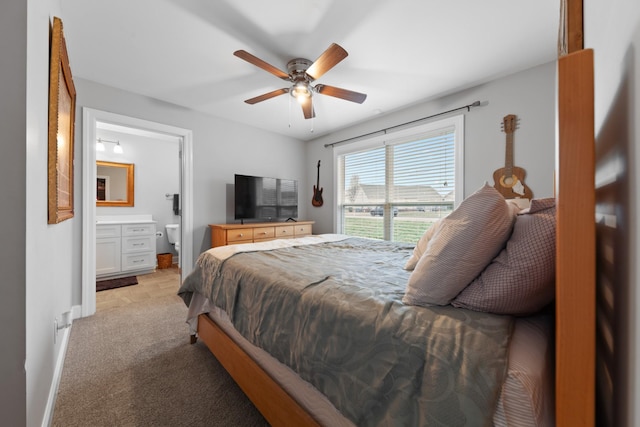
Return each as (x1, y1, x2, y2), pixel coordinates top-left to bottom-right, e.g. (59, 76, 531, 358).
(96, 214, 157, 225)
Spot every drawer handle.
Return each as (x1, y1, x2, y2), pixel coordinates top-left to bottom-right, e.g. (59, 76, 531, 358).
(132, 259, 143, 264)
(132, 228, 145, 232)
(239, 233, 244, 237)
(260, 232, 267, 235)
(133, 243, 144, 247)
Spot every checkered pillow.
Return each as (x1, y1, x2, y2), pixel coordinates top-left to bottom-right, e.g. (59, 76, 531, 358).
(403, 183, 517, 307)
(452, 198, 556, 315)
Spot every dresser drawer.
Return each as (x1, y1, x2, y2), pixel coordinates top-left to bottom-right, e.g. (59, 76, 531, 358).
(253, 226, 275, 241)
(294, 224, 312, 236)
(122, 223, 155, 236)
(274, 225, 294, 238)
(122, 236, 154, 253)
(226, 228, 253, 243)
(121, 252, 155, 272)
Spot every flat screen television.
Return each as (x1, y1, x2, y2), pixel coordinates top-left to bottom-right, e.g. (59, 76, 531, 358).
(234, 174, 298, 222)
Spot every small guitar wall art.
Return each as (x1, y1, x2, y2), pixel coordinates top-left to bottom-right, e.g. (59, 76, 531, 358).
(312, 160, 324, 207)
(492, 114, 533, 199)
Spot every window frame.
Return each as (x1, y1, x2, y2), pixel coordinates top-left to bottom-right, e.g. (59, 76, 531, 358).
(333, 115, 465, 238)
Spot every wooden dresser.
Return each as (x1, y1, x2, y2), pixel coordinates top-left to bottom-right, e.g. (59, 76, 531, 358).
(209, 221, 314, 248)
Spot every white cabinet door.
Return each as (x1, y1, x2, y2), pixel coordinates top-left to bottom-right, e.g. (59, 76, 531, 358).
(96, 237, 121, 276)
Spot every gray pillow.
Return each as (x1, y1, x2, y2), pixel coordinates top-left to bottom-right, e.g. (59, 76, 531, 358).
(452, 198, 556, 315)
(403, 183, 517, 307)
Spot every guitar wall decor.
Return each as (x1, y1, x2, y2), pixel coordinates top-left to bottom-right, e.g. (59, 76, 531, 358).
(312, 160, 324, 207)
(492, 114, 533, 199)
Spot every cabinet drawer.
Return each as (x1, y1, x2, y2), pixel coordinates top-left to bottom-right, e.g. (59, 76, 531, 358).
(122, 223, 155, 236)
(253, 227, 275, 240)
(294, 224, 312, 236)
(122, 236, 154, 253)
(121, 252, 155, 271)
(274, 225, 294, 238)
(96, 224, 121, 238)
(226, 228, 253, 243)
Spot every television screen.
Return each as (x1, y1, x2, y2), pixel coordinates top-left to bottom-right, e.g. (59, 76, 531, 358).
(234, 174, 298, 222)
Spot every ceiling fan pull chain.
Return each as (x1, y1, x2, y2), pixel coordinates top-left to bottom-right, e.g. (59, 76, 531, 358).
(288, 93, 292, 128)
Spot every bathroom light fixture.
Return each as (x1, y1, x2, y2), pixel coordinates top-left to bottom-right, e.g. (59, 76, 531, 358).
(96, 138, 123, 154)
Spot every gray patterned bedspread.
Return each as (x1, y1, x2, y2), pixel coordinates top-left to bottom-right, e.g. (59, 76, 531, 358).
(178, 237, 513, 427)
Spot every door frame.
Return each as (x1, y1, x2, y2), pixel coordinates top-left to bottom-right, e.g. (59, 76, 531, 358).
(81, 108, 194, 317)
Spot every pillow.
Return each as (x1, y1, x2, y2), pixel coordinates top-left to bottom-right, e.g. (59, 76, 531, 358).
(403, 219, 442, 271)
(451, 198, 556, 315)
(403, 183, 517, 307)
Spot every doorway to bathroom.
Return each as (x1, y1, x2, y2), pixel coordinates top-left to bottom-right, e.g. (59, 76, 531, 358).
(82, 108, 193, 317)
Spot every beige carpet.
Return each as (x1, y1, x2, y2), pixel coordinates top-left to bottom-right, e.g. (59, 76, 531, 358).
(52, 293, 269, 426)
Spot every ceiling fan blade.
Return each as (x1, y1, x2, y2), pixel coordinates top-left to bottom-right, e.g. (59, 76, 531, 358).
(234, 50, 290, 80)
(301, 98, 315, 119)
(315, 84, 367, 104)
(244, 88, 289, 104)
(306, 43, 348, 80)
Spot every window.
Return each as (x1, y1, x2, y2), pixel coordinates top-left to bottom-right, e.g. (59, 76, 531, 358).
(336, 115, 464, 244)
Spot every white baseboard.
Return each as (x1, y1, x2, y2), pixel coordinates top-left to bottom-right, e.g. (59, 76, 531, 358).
(41, 304, 80, 426)
(71, 304, 83, 320)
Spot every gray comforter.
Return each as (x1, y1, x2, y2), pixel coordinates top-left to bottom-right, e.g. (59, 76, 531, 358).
(179, 237, 513, 427)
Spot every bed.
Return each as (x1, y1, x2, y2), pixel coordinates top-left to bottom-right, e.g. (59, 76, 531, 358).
(178, 49, 595, 427)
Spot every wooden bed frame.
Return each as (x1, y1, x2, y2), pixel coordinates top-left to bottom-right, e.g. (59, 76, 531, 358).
(192, 48, 596, 427)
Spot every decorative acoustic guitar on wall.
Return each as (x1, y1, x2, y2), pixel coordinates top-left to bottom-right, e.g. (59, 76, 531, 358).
(492, 114, 533, 199)
(312, 160, 324, 207)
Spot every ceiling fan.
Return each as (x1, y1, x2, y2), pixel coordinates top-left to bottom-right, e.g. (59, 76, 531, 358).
(234, 43, 367, 119)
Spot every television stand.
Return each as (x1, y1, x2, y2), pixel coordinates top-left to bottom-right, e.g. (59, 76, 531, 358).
(208, 221, 314, 248)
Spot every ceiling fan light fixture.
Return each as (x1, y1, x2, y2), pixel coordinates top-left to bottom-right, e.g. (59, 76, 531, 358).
(291, 82, 312, 104)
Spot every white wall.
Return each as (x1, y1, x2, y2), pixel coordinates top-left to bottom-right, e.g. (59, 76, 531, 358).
(2, 2, 75, 425)
(0, 2, 28, 425)
(20, 0, 77, 426)
(586, 0, 640, 425)
(96, 129, 180, 255)
(306, 61, 556, 234)
(72, 77, 308, 305)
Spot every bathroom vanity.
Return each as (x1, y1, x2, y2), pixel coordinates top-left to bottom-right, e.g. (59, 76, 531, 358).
(96, 215, 157, 280)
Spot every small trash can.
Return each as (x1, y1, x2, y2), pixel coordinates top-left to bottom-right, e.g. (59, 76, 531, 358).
(157, 253, 172, 269)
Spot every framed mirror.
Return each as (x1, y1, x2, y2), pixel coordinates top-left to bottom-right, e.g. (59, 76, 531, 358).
(96, 160, 134, 207)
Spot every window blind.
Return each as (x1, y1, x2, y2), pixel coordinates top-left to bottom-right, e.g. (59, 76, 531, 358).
(338, 124, 459, 243)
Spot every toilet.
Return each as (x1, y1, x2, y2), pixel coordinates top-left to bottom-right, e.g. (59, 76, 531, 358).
(165, 224, 180, 261)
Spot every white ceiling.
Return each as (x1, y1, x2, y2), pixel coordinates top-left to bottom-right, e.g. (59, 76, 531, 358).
(60, 0, 560, 142)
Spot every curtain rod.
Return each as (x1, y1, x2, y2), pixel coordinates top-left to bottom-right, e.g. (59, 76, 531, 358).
(324, 100, 481, 148)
